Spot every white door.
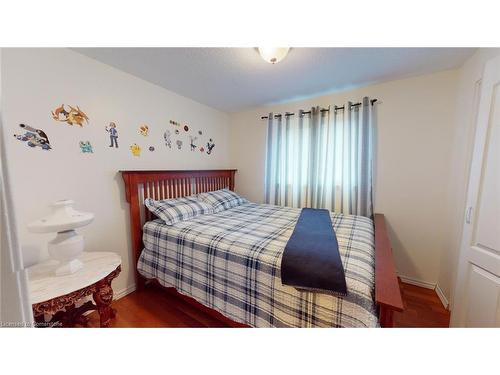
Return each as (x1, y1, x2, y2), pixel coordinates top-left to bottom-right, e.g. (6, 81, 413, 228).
(451, 55, 500, 327)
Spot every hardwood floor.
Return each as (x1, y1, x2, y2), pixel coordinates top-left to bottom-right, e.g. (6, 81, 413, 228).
(88, 286, 229, 328)
(87, 282, 450, 328)
(393, 282, 451, 327)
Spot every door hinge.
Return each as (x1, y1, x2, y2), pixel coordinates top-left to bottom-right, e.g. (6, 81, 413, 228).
(465, 206, 473, 224)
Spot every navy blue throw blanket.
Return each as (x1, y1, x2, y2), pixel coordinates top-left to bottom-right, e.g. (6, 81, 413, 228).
(281, 208, 347, 296)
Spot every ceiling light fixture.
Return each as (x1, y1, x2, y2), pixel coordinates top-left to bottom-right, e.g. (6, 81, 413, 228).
(258, 47, 290, 64)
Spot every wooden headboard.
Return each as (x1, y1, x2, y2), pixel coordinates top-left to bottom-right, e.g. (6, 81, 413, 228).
(120, 169, 237, 287)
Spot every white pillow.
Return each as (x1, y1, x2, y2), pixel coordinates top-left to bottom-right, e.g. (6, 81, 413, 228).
(145, 196, 214, 225)
(196, 189, 248, 213)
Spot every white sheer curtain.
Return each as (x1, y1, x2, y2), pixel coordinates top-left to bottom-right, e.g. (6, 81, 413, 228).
(265, 96, 376, 217)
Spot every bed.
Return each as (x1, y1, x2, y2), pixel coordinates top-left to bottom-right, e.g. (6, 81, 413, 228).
(121, 169, 403, 327)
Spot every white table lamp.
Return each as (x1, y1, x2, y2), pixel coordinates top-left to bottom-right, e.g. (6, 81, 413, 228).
(28, 200, 94, 276)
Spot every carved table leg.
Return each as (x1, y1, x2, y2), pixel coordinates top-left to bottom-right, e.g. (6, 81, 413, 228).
(93, 280, 115, 327)
(60, 304, 77, 327)
(33, 313, 47, 328)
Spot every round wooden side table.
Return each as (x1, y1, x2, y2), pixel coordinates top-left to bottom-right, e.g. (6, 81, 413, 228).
(28, 252, 121, 328)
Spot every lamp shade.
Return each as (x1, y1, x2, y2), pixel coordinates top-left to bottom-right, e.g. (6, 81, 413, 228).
(258, 47, 290, 64)
(28, 200, 94, 233)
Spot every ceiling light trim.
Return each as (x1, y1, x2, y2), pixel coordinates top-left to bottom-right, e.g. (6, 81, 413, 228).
(257, 47, 290, 64)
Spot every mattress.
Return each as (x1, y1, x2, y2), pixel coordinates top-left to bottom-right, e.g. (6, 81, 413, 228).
(138, 202, 377, 327)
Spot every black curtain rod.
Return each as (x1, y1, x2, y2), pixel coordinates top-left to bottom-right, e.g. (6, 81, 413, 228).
(261, 98, 378, 119)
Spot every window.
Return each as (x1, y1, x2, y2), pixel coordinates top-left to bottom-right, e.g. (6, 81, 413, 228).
(265, 97, 375, 217)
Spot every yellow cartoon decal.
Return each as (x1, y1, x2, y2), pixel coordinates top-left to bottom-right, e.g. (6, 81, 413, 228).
(130, 143, 141, 157)
(139, 125, 149, 136)
(51, 104, 89, 127)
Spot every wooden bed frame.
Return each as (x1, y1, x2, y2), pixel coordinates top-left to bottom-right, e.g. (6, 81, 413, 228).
(121, 169, 403, 327)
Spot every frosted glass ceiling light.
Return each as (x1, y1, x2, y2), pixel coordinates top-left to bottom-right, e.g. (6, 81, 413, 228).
(28, 200, 94, 276)
(258, 47, 290, 64)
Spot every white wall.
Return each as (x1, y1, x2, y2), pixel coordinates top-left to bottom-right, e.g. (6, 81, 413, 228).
(229, 70, 459, 289)
(1, 48, 231, 296)
(439, 48, 500, 307)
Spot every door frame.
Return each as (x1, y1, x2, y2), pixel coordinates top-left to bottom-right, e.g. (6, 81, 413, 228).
(0, 48, 33, 326)
(451, 54, 500, 327)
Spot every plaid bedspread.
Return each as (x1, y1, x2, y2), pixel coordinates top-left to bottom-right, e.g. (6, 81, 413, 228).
(138, 203, 378, 327)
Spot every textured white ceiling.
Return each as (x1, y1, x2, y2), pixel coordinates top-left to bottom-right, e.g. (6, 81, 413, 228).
(74, 48, 475, 112)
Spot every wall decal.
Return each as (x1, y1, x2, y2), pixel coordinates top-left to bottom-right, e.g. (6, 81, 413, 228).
(206, 138, 215, 155)
(199, 147, 205, 153)
(149, 146, 155, 152)
(14, 124, 51, 150)
(189, 136, 197, 151)
(198, 130, 203, 135)
(183, 125, 189, 132)
(130, 143, 141, 157)
(105, 122, 119, 148)
(52, 104, 89, 127)
(169, 120, 181, 127)
(164, 130, 172, 149)
(79, 141, 93, 153)
(176, 140, 183, 150)
(139, 125, 149, 136)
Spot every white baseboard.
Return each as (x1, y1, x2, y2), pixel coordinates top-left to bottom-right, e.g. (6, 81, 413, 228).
(434, 284, 449, 310)
(398, 275, 435, 289)
(398, 274, 449, 310)
(114, 284, 136, 300)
